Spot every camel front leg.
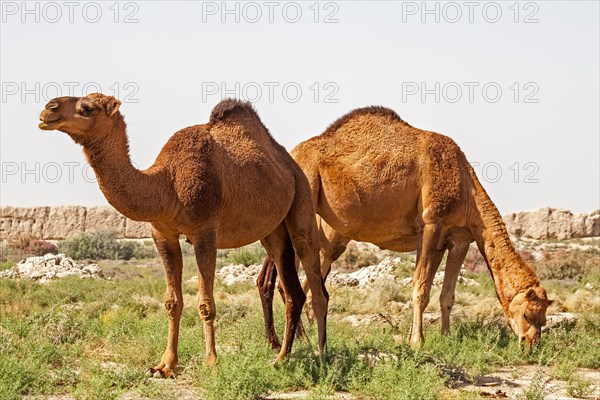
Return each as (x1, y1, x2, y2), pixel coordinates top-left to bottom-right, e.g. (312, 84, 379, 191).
(192, 233, 218, 365)
(147, 228, 183, 378)
(409, 223, 444, 346)
(439, 242, 470, 334)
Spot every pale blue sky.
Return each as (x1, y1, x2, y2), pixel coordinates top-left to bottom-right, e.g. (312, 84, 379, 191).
(1, 1, 598, 213)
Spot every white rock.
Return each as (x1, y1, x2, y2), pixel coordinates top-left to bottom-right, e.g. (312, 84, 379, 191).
(215, 264, 262, 286)
(0, 253, 103, 283)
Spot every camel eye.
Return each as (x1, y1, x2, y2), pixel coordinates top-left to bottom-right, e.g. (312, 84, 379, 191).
(80, 106, 94, 115)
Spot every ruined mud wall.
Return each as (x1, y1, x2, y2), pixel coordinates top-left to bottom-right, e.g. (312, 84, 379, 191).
(0, 206, 152, 240)
(0, 206, 598, 241)
(502, 207, 599, 240)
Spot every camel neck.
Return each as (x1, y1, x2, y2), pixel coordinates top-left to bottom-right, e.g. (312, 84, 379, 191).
(467, 167, 539, 313)
(82, 119, 165, 222)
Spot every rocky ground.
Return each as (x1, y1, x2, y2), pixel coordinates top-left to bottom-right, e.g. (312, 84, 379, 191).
(0, 253, 103, 283)
(2, 234, 598, 400)
(26, 365, 600, 400)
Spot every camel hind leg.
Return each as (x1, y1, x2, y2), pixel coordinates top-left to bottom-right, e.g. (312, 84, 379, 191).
(257, 253, 307, 349)
(439, 242, 470, 334)
(261, 223, 306, 360)
(257, 255, 282, 349)
(284, 193, 329, 355)
(303, 219, 349, 323)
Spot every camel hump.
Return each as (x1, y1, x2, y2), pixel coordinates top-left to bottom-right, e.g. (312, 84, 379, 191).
(323, 106, 405, 136)
(209, 98, 259, 124)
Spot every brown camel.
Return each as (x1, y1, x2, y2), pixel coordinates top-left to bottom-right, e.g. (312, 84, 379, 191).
(38, 93, 329, 377)
(257, 106, 552, 351)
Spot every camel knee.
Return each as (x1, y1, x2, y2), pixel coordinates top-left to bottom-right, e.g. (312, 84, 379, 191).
(291, 234, 314, 260)
(197, 300, 216, 321)
(412, 289, 430, 311)
(440, 293, 455, 311)
(164, 297, 183, 320)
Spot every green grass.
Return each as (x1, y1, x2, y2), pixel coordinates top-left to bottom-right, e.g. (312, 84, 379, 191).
(0, 260, 14, 271)
(224, 242, 266, 267)
(0, 257, 598, 400)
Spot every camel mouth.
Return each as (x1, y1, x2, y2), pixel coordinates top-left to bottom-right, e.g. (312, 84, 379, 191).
(38, 117, 63, 130)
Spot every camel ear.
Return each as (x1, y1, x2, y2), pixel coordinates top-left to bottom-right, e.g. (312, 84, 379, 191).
(525, 288, 537, 300)
(105, 99, 121, 116)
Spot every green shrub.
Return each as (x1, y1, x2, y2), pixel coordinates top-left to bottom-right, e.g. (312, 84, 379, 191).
(60, 231, 156, 261)
(534, 249, 599, 280)
(566, 374, 594, 398)
(225, 243, 265, 266)
(353, 358, 443, 400)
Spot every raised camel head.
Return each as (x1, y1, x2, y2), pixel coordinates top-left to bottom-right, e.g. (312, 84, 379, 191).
(508, 285, 553, 351)
(39, 93, 121, 140)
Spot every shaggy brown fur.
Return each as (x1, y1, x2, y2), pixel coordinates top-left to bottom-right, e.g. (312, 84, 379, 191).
(320, 106, 407, 137)
(38, 94, 329, 377)
(258, 106, 551, 350)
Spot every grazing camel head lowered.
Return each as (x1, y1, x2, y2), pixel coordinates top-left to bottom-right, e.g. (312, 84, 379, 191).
(508, 285, 552, 350)
(39, 93, 329, 377)
(256, 106, 552, 353)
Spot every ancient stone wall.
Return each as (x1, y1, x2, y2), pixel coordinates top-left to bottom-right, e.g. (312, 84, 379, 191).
(1, 205, 598, 241)
(0, 206, 152, 240)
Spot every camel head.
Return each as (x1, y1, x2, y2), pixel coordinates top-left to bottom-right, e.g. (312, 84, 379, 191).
(508, 285, 553, 352)
(39, 93, 122, 142)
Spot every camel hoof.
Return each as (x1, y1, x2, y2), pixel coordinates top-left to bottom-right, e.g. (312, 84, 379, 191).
(205, 354, 218, 366)
(272, 355, 285, 368)
(146, 367, 175, 379)
(408, 337, 424, 349)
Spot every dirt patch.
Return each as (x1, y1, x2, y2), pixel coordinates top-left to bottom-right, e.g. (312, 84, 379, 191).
(449, 365, 600, 400)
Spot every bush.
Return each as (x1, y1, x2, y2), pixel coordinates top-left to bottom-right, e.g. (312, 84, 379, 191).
(534, 249, 599, 280)
(60, 231, 156, 261)
(7, 235, 58, 258)
(334, 246, 380, 271)
(225, 243, 265, 266)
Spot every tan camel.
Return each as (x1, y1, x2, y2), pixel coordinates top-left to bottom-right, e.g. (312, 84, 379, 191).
(258, 106, 552, 351)
(38, 93, 329, 377)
